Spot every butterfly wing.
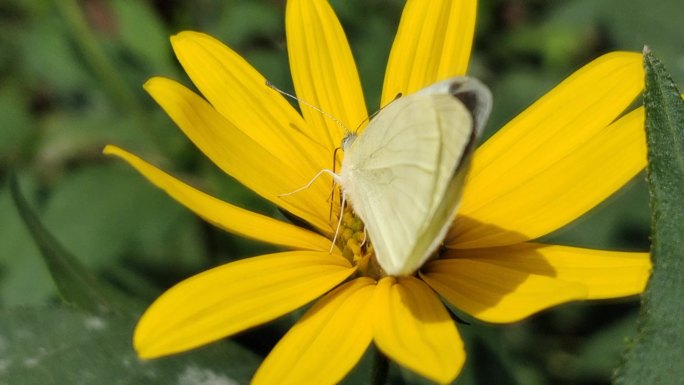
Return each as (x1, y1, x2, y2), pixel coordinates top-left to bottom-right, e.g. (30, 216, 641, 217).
(341, 77, 491, 276)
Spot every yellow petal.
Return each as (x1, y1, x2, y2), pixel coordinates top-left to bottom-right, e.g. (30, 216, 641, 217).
(144, 77, 333, 233)
(170, 31, 330, 175)
(134, 251, 355, 358)
(381, 0, 477, 106)
(286, 0, 368, 150)
(421, 251, 588, 323)
(104, 145, 332, 251)
(252, 278, 375, 385)
(372, 277, 464, 384)
(445, 243, 651, 299)
(449, 52, 646, 248)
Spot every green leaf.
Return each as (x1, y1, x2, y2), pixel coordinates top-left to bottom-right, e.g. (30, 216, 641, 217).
(0, 306, 260, 384)
(9, 174, 137, 315)
(613, 50, 684, 385)
(0, 177, 57, 305)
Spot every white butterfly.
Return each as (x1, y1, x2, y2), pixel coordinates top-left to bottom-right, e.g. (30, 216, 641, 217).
(337, 77, 492, 276)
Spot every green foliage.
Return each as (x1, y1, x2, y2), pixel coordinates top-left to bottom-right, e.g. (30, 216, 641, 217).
(0, 307, 261, 385)
(613, 50, 684, 385)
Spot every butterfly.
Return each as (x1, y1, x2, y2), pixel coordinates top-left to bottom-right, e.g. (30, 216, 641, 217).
(337, 77, 492, 276)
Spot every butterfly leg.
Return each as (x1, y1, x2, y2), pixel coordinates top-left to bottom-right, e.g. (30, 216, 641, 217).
(329, 193, 347, 253)
(277, 169, 341, 197)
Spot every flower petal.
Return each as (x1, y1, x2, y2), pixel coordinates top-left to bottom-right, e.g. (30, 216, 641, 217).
(449, 52, 646, 248)
(421, 248, 589, 323)
(134, 251, 355, 358)
(144, 77, 333, 233)
(286, 0, 368, 150)
(252, 278, 375, 385)
(170, 31, 330, 174)
(445, 243, 651, 299)
(381, 0, 477, 106)
(104, 145, 333, 252)
(372, 277, 464, 384)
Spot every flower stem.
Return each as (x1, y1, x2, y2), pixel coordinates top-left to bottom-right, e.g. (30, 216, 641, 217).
(371, 349, 389, 385)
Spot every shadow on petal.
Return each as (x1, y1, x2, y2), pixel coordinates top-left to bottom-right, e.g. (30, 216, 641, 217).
(445, 214, 532, 249)
(423, 222, 587, 323)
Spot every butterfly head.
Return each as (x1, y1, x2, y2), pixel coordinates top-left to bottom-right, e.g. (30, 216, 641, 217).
(341, 132, 358, 152)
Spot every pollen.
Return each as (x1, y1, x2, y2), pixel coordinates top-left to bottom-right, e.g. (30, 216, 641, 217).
(336, 208, 384, 279)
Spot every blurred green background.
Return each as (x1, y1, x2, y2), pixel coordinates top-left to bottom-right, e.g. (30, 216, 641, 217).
(0, 0, 682, 384)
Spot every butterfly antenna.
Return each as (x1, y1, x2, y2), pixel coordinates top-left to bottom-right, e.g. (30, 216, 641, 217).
(266, 81, 350, 134)
(351, 92, 403, 134)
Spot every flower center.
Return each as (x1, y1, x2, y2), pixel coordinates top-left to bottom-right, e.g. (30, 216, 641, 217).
(335, 207, 385, 280)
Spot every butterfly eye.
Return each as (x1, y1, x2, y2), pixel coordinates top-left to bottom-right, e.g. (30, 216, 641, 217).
(341, 133, 357, 152)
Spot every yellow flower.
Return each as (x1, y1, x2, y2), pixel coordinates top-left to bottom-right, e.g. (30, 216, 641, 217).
(104, 0, 651, 383)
